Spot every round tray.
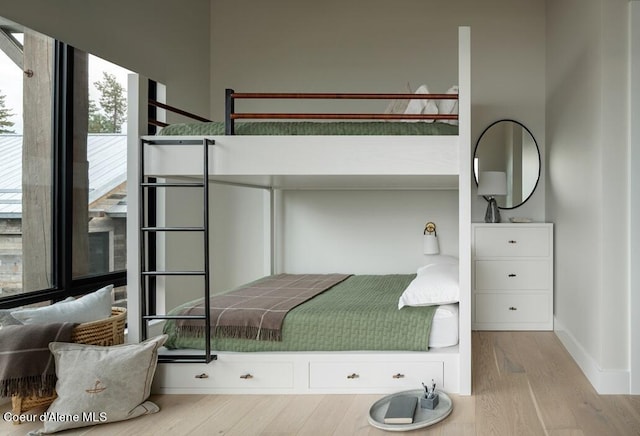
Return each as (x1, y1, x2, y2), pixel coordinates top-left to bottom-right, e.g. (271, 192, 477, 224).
(367, 389, 453, 432)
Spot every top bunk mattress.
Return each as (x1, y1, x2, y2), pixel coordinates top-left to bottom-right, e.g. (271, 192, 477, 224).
(158, 121, 458, 136)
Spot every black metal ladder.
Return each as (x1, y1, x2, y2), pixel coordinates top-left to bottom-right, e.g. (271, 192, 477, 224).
(139, 138, 216, 363)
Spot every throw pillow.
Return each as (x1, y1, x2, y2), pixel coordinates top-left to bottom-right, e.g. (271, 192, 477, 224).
(28, 335, 167, 435)
(11, 285, 113, 324)
(398, 263, 459, 309)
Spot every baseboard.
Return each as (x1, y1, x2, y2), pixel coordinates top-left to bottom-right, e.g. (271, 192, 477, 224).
(554, 317, 630, 394)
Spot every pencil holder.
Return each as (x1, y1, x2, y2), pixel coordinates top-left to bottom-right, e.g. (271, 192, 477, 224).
(420, 393, 439, 410)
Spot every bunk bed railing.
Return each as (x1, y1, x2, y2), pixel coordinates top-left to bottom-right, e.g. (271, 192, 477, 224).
(225, 88, 459, 135)
(146, 90, 459, 134)
(148, 99, 211, 128)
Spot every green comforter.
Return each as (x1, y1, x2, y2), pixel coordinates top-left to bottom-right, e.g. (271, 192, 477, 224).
(158, 121, 458, 136)
(163, 274, 437, 352)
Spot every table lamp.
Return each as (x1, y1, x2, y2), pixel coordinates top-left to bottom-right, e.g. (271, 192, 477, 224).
(477, 171, 506, 223)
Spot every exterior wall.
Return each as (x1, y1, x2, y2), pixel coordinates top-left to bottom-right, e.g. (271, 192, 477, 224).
(0, 219, 21, 296)
(0, 216, 126, 298)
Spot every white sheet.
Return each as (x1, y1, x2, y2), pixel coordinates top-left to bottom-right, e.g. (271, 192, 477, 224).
(428, 303, 459, 348)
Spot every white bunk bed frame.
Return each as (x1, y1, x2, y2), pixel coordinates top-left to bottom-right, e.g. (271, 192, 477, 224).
(127, 27, 471, 395)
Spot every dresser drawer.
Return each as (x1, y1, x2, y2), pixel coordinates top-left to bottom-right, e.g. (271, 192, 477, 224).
(157, 360, 294, 389)
(475, 260, 550, 290)
(475, 293, 551, 324)
(309, 361, 443, 390)
(474, 226, 550, 257)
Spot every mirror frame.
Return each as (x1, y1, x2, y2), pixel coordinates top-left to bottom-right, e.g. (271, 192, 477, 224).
(473, 119, 541, 210)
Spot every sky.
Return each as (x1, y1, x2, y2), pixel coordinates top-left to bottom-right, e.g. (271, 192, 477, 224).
(0, 36, 131, 135)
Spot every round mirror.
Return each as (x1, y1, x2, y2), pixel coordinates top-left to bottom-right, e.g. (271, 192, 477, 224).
(473, 119, 540, 209)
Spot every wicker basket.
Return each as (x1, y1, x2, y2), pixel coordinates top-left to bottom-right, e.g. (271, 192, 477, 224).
(11, 307, 127, 419)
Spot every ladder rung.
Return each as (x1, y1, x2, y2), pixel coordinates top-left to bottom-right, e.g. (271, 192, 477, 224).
(142, 271, 207, 276)
(142, 226, 205, 232)
(143, 315, 207, 320)
(143, 139, 215, 146)
(158, 354, 217, 363)
(141, 182, 205, 188)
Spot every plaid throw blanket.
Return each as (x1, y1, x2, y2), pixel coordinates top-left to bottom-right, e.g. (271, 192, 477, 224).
(176, 274, 351, 341)
(0, 322, 76, 397)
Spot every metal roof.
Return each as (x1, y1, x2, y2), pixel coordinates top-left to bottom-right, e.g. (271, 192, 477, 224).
(0, 134, 127, 218)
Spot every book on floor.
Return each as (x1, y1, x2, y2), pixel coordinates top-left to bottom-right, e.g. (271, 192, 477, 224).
(383, 395, 418, 424)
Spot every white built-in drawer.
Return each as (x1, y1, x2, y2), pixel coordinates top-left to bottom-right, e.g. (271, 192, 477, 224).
(475, 293, 551, 324)
(475, 260, 550, 290)
(474, 226, 550, 257)
(309, 361, 443, 390)
(158, 360, 293, 389)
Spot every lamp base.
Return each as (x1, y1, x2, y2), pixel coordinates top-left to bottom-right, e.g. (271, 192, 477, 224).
(484, 197, 501, 223)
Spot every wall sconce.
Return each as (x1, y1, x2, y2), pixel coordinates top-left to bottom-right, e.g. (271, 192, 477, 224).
(423, 221, 440, 255)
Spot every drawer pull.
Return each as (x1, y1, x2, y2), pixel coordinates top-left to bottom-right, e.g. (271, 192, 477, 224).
(392, 373, 405, 379)
(508, 273, 517, 278)
(346, 373, 360, 379)
(509, 306, 518, 311)
(508, 240, 517, 244)
(239, 373, 254, 380)
(194, 373, 209, 379)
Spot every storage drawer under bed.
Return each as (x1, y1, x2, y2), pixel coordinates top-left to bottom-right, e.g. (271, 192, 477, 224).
(157, 360, 294, 390)
(309, 360, 443, 390)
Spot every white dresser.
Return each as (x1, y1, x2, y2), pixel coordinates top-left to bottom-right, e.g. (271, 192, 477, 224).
(472, 223, 553, 331)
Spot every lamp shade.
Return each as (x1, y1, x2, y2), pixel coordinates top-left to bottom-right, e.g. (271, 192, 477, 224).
(477, 171, 507, 196)
(423, 234, 440, 255)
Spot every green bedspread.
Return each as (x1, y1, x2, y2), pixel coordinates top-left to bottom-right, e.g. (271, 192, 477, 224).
(158, 121, 458, 136)
(163, 274, 437, 352)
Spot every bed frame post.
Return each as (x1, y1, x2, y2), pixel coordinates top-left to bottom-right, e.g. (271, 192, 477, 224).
(457, 26, 472, 396)
(225, 88, 235, 135)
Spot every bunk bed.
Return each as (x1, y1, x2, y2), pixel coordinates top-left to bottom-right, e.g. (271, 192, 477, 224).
(128, 26, 471, 395)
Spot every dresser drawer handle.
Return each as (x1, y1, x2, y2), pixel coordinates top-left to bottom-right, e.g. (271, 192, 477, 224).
(392, 373, 405, 379)
(347, 373, 360, 379)
(508, 273, 517, 278)
(239, 373, 254, 380)
(194, 373, 209, 379)
(508, 240, 517, 244)
(508, 306, 518, 311)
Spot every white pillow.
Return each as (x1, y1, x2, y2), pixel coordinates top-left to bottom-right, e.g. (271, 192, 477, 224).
(404, 84, 438, 122)
(28, 335, 167, 435)
(417, 255, 458, 275)
(399, 263, 459, 309)
(11, 285, 113, 324)
(437, 85, 459, 125)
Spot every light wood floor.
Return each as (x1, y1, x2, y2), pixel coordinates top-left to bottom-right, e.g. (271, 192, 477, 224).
(2, 332, 640, 435)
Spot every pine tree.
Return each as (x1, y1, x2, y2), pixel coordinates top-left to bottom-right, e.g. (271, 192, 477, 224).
(88, 99, 109, 133)
(93, 72, 126, 133)
(0, 91, 16, 134)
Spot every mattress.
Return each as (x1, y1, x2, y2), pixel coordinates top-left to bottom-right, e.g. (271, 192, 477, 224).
(163, 274, 458, 352)
(157, 121, 458, 136)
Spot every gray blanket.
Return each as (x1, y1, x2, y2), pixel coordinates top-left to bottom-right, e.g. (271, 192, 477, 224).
(176, 274, 351, 341)
(0, 322, 76, 397)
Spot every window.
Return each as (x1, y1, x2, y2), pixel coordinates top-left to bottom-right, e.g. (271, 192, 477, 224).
(0, 17, 129, 309)
(88, 231, 110, 275)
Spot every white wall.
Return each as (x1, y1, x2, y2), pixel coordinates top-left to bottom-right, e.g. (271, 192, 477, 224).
(546, 0, 630, 393)
(629, 0, 640, 395)
(0, 0, 211, 119)
(280, 190, 458, 274)
(211, 0, 547, 223)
